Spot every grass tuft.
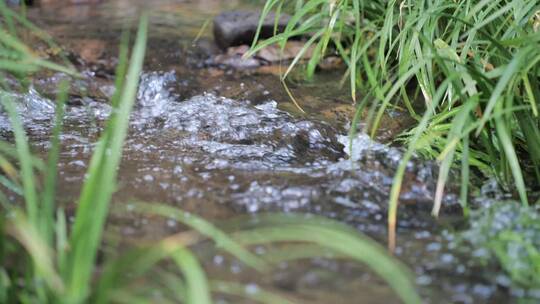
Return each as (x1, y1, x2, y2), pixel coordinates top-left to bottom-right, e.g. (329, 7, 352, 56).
(252, 0, 540, 251)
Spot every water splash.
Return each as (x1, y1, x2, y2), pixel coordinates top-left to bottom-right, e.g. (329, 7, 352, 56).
(0, 87, 56, 130)
(0, 71, 499, 303)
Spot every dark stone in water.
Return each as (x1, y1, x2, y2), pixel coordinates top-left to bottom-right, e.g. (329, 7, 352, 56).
(213, 10, 290, 49)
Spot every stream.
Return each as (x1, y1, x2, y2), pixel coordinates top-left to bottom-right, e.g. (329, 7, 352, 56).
(1, 0, 533, 303)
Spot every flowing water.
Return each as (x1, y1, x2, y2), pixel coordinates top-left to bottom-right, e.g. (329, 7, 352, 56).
(1, 0, 535, 302)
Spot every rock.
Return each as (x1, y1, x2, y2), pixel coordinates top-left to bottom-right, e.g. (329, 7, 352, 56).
(211, 45, 261, 69)
(256, 41, 314, 62)
(191, 38, 221, 58)
(208, 41, 315, 69)
(213, 10, 290, 50)
(71, 39, 106, 63)
(318, 56, 344, 70)
(321, 104, 356, 123)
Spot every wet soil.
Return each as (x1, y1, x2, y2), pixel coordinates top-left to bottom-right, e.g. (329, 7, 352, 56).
(0, 0, 531, 303)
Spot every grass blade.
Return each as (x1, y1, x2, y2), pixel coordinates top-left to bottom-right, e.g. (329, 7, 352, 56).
(0, 94, 39, 226)
(232, 214, 421, 304)
(131, 202, 267, 272)
(65, 15, 148, 302)
(171, 248, 211, 304)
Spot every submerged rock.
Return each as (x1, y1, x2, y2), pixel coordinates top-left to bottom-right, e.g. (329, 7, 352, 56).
(208, 42, 315, 69)
(211, 45, 261, 69)
(213, 10, 290, 49)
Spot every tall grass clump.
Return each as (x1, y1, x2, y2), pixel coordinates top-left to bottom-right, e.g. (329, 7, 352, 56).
(250, 0, 540, 249)
(0, 11, 150, 303)
(0, 5, 421, 304)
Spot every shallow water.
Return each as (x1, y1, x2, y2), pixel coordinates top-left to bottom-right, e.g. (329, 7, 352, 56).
(1, 0, 533, 302)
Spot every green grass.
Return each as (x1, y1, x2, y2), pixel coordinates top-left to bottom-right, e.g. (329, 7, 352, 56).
(0, 5, 421, 304)
(63, 14, 149, 302)
(0, 11, 150, 303)
(250, 0, 540, 251)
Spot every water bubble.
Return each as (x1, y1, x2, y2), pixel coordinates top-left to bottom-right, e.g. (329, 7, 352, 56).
(415, 231, 431, 239)
(230, 262, 242, 274)
(69, 160, 86, 167)
(416, 275, 432, 285)
(213, 255, 224, 266)
(426, 242, 441, 252)
(255, 246, 266, 255)
(472, 284, 495, 298)
(173, 166, 183, 175)
(166, 219, 177, 228)
(245, 283, 259, 295)
(440, 253, 454, 263)
(495, 275, 511, 287)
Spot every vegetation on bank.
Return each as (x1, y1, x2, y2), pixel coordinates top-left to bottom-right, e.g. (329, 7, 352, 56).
(251, 0, 540, 245)
(0, 4, 420, 303)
